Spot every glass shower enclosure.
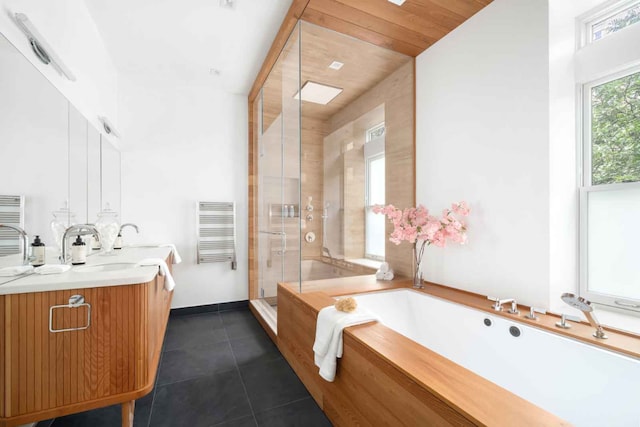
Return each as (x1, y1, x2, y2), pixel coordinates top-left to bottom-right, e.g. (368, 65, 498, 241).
(253, 23, 301, 321)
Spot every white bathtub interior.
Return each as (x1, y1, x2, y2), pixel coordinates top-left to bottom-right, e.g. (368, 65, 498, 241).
(352, 289, 640, 427)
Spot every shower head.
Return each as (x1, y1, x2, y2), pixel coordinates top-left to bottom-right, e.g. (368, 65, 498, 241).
(560, 292, 607, 339)
(561, 293, 593, 312)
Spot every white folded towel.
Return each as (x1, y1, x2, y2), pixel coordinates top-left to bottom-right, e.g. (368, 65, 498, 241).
(34, 264, 71, 275)
(313, 306, 378, 382)
(137, 258, 176, 291)
(375, 267, 394, 281)
(379, 262, 389, 273)
(0, 265, 34, 276)
(159, 244, 182, 264)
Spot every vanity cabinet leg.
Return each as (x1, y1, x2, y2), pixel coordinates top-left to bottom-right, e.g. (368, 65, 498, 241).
(121, 400, 135, 427)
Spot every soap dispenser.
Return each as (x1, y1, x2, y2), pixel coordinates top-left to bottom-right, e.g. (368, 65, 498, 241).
(71, 235, 87, 265)
(113, 233, 123, 250)
(31, 235, 45, 267)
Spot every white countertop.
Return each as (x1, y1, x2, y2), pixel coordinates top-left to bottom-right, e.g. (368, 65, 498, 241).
(0, 246, 172, 295)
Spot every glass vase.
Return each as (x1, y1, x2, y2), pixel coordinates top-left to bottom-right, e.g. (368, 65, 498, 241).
(95, 204, 119, 255)
(413, 242, 424, 289)
(51, 202, 77, 257)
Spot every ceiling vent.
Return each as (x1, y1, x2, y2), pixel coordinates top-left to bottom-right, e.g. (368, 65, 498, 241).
(294, 81, 343, 105)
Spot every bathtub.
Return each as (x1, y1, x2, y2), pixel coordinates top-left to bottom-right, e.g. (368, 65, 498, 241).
(301, 259, 358, 281)
(352, 289, 640, 427)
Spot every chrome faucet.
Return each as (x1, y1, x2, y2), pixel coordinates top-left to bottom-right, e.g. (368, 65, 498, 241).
(60, 225, 100, 264)
(0, 223, 31, 265)
(119, 223, 139, 235)
(487, 296, 515, 311)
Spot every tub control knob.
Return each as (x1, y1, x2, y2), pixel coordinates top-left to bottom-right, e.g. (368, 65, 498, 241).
(525, 306, 546, 320)
(555, 313, 581, 329)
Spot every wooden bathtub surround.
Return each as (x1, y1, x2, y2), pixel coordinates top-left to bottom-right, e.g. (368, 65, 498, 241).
(0, 256, 173, 427)
(275, 277, 640, 425)
(277, 283, 569, 426)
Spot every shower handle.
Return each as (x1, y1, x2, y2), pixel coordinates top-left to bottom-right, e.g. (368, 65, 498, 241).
(259, 230, 287, 253)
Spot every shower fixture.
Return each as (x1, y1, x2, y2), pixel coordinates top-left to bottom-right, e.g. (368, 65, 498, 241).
(560, 293, 608, 339)
(13, 13, 76, 81)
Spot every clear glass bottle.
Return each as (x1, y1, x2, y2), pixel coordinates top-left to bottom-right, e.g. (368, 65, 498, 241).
(95, 204, 120, 255)
(50, 201, 77, 256)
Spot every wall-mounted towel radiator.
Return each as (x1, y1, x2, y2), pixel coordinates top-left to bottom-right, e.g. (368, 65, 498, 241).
(0, 195, 25, 257)
(197, 201, 237, 269)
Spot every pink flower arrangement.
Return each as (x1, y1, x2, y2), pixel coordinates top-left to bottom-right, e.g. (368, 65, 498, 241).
(373, 201, 470, 288)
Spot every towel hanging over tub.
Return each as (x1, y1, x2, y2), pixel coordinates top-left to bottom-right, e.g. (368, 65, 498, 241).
(313, 305, 378, 382)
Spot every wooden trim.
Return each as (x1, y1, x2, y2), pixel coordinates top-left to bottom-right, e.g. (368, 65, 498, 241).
(247, 0, 310, 102)
(283, 276, 640, 359)
(412, 58, 416, 206)
(276, 283, 569, 426)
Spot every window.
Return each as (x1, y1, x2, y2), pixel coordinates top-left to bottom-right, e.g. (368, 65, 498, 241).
(583, 0, 640, 45)
(366, 122, 385, 142)
(365, 123, 385, 260)
(580, 67, 640, 312)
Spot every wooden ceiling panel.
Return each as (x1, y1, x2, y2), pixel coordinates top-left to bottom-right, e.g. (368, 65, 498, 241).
(249, 0, 492, 103)
(302, 0, 492, 55)
(261, 22, 412, 125)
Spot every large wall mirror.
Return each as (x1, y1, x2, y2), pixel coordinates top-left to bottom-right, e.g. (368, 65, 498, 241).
(0, 32, 121, 264)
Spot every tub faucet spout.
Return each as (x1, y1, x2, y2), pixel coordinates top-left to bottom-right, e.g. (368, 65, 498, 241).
(487, 296, 514, 311)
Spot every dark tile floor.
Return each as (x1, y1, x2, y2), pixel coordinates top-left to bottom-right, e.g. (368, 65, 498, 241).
(38, 307, 331, 427)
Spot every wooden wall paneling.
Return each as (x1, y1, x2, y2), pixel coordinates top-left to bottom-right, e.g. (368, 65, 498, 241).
(326, 61, 414, 276)
(276, 286, 329, 406)
(301, 116, 326, 259)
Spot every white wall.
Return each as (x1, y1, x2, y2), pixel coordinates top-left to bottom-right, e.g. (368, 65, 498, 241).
(416, 0, 640, 329)
(119, 75, 248, 308)
(0, 0, 118, 143)
(416, 0, 551, 308)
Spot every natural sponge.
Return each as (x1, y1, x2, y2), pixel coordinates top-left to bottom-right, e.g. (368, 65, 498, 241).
(334, 297, 357, 313)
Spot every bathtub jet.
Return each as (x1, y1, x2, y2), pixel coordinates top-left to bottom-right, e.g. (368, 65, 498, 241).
(561, 293, 608, 339)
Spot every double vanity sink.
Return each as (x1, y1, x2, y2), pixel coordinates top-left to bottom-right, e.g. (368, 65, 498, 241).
(0, 245, 175, 427)
(0, 246, 171, 295)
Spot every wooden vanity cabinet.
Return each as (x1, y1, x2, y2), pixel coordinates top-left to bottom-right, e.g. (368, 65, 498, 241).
(0, 259, 173, 427)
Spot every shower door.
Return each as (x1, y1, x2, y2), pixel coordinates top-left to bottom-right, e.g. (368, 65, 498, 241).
(256, 23, 301, 308)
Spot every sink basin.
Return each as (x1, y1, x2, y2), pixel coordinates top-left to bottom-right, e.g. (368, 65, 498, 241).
(73, 263, 138, 273)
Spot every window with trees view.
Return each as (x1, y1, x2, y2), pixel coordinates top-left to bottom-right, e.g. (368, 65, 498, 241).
(590, 70, 640, 185)
(581, 66, 640, 312)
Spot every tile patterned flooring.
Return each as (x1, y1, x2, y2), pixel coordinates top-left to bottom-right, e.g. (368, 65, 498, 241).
(38, 307, 331, 427)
